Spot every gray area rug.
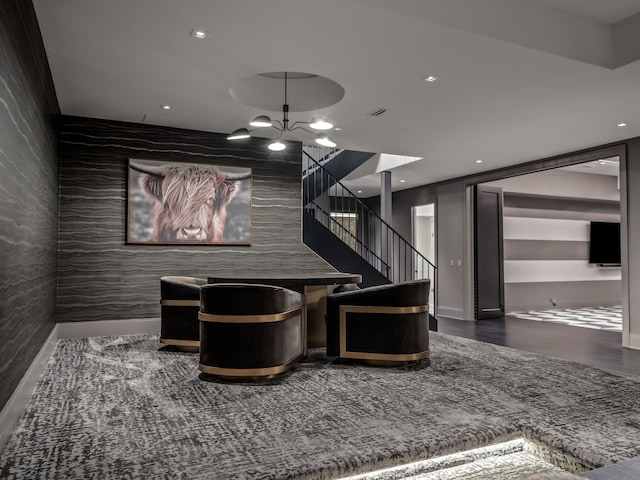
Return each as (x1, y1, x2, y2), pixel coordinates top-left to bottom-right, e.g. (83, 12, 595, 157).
(2, 332, 640, 479)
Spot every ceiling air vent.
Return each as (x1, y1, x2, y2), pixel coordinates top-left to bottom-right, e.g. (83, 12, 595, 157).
(367, 108, 388, 117)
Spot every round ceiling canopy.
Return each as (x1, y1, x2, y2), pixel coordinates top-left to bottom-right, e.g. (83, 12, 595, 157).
(230, 71, 345, 112)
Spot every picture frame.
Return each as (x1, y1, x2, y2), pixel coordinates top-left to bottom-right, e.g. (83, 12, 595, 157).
(127, 158, 251, 245)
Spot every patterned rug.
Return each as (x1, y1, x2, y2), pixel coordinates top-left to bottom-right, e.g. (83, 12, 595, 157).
(2, 333, 640, 479)
(508, 306, 622, 331)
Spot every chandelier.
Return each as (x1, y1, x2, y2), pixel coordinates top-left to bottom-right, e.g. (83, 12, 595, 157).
(227, 72, 337, 151)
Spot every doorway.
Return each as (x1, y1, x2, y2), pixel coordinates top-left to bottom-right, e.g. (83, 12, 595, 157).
(413, 203, 436, 313)
(472, 157, 622, 325)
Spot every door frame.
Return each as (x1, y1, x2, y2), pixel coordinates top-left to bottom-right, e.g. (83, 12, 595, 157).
(462, 144, 626, 323)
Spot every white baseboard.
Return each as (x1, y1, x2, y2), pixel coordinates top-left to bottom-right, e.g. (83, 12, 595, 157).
(437, 306, 464, 320)
(624, 333, 640, 351)
(0, 324, 59, 454)
(57, 317, 160, 338)
(0, 318, 160, 455)
(506, 301, 622, 313)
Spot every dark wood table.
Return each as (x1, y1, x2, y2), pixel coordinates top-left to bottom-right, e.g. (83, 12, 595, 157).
(207, 272, 362, 348)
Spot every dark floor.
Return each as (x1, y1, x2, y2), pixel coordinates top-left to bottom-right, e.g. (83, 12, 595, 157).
(435, 315, 640, 375)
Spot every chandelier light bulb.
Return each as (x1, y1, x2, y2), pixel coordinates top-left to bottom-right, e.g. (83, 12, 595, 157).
(227, 128, 251, 140)
(268, 140, 286, 151)
(250, 115, 273, 128)
(309, 118, 333, 130)
(315, 135, 337, 148)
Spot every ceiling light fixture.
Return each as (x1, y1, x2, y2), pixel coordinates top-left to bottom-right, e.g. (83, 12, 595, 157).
(267, 141, 286, 151)
(618, 122, 628, 127)
(227, 128, 251, 140)
(161, 104, 171, 110)
(227, 72, 336, 151)
(422, 75, 438, 83)
(598, 158, 619, 165)
(315, 134, 337, 148)
(191, 29, 208, 39)
(475, 159, 483, 163)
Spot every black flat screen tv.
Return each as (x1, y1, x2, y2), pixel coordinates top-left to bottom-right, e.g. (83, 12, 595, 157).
(589, 221, 621, 265)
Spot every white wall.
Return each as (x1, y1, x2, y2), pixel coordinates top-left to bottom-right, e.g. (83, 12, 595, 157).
(436, 183, 467, 319)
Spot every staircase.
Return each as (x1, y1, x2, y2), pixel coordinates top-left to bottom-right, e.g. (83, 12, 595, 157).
(302, 149, 437, 313)
(302, 146, 375, 205)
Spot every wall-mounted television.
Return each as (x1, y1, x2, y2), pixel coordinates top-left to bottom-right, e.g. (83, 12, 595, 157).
(589, 221, 621, 266)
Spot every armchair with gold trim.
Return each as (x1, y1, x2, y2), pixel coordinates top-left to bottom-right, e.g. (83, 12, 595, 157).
(159, 276, 207, 351)
(326, 279, 431, 366)
(198, 283, 305, 380)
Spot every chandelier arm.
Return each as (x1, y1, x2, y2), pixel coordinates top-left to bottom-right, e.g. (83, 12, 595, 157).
(288, 121, 311, 130)
(289, 125, 316, 135)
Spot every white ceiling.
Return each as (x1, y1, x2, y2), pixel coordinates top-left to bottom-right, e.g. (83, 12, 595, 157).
(32, 0, 640, 197)
(535, 0, 640, 23)
(560, 157, 620, 176)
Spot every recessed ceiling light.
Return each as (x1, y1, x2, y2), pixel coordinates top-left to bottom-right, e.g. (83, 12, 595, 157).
(161, 105, 171, 110)
(618, 122, 628, 127)
(357, 190, 363, 194)
(334, 126, 342, 131)
(476, 159, 483, 163)
(191, 29, 208, 39)
(400, 179, 406, 183)
(422, 75, 438, 83)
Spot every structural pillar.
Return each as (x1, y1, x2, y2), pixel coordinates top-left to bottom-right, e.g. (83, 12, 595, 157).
(381, 171, 392, 279)
(381, 170, 392, 225)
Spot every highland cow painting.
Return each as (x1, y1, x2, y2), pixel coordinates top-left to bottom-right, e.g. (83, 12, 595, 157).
(127, 159, 251, 244)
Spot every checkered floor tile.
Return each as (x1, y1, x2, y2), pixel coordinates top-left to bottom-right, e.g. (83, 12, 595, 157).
(508, 306, 622, 331)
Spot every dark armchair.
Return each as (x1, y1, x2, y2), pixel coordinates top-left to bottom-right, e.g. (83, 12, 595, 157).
(159, 276, 207, 351)
(326, 279, 431, 366)
(198, 283, 305, 380)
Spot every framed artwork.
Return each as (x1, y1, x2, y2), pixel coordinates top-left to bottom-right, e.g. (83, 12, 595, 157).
(127, 158, 251, 245)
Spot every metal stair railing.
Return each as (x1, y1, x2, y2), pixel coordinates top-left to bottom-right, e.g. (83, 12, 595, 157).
(305, 202, 391, 278)
(303, 151, 436, 291)
(302, 145, 342, 178)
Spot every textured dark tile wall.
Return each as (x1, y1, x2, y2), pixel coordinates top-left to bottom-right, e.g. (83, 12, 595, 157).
(57, 116, 332, 322)
(0, 0, 60, 410)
